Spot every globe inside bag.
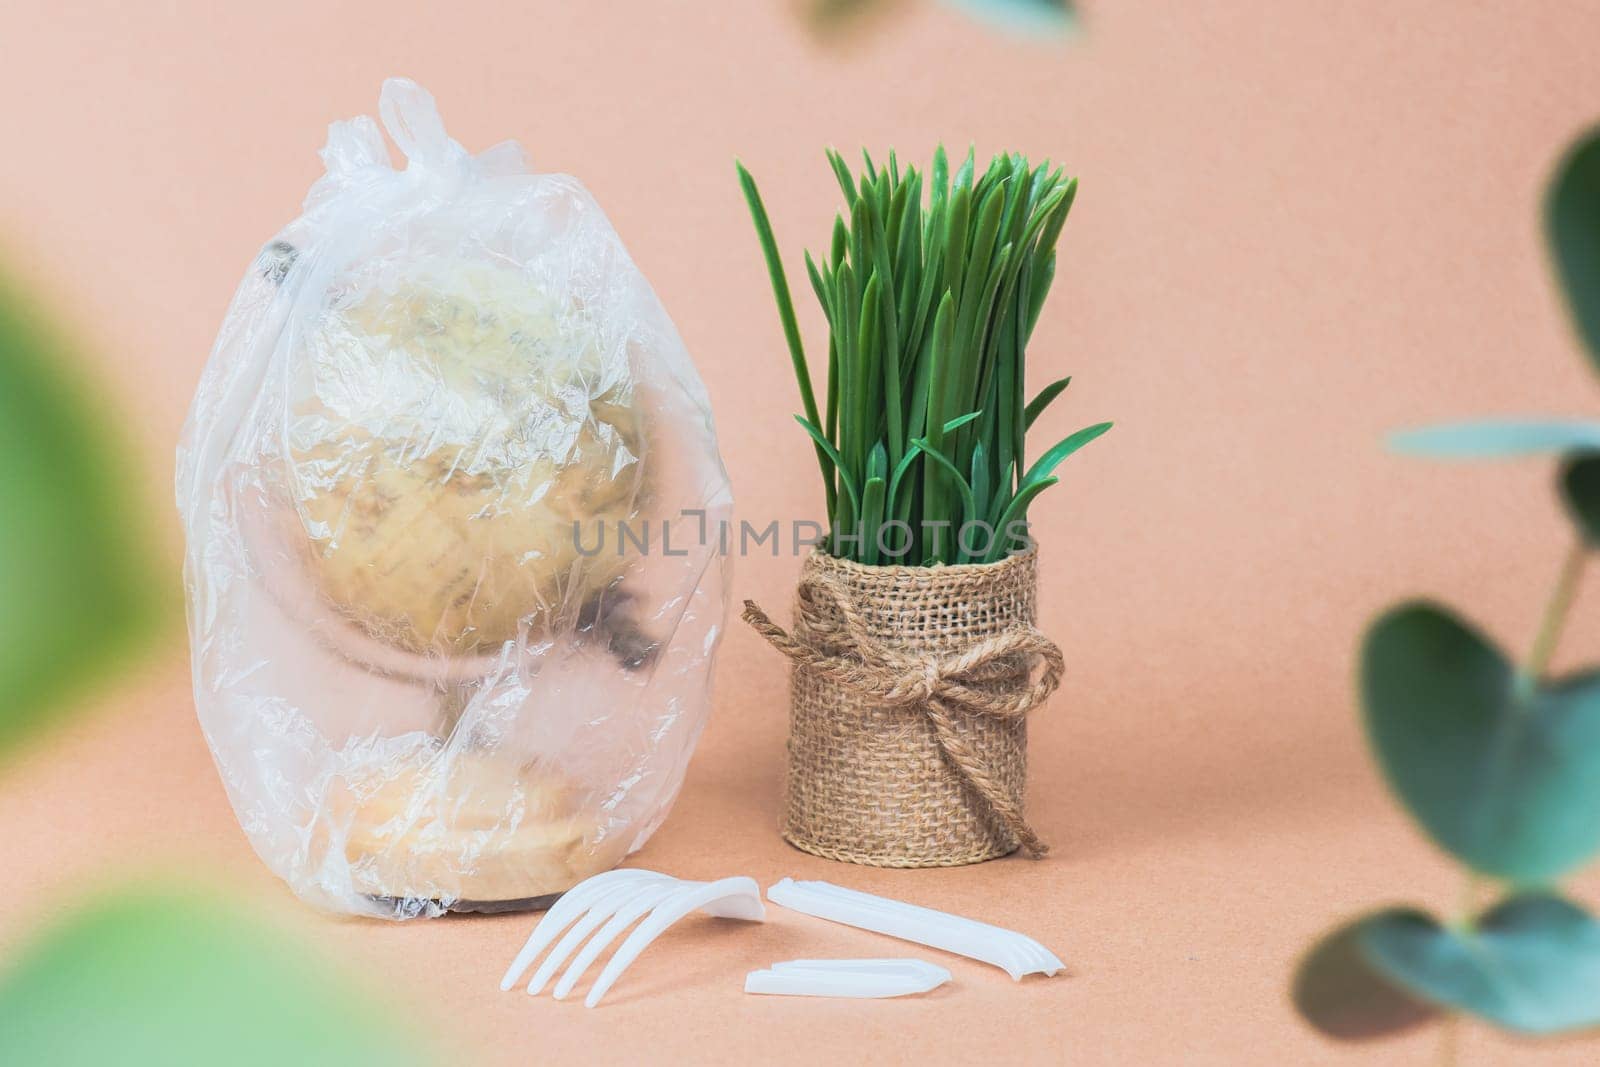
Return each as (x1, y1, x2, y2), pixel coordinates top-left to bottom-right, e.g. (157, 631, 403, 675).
(176, 79, 732, 918)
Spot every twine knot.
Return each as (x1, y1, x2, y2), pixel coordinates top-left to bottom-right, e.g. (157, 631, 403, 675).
(742, 567, 1064, 859)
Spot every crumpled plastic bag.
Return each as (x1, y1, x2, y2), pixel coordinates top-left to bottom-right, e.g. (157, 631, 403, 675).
(176, 79, 732, 918)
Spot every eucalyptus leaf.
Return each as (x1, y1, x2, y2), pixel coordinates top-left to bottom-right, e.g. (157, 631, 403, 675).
(1560, 451, 1600, 544)
(1361, 894, 1600, 1035)
(1389, 419, 1600, 458)
(1292, 917, 1437, 1041)
(0, 885, 434, 1066)
(1546, 126, 1600, 374)
(0, 277, 164, 755)
(1361, 601, 1600, 882)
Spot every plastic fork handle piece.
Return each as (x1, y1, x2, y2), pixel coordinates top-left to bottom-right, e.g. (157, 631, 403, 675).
(773, 958, 951, 976)
(766, 878, 1063, 981)
(745, 959, 951, 998)
(584, 876, 765, 1007)
(794, 889, 1038, 979)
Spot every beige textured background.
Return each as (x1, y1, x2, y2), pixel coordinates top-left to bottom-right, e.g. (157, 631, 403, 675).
(4, 2, 1600, 1063)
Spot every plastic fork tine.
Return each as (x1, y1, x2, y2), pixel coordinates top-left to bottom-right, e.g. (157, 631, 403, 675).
(527, 878, 676, 996)
(499, 869, 668, 991)
(500, 869, 764, 1008)
(583, 876, 764, 1007)
(501, 869, 664, 990)
(550, 881, 683, 1000)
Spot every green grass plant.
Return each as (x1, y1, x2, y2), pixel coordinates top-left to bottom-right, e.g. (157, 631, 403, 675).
(738, 147, 1110, 565)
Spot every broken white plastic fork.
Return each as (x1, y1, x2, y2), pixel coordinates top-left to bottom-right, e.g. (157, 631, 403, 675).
(500, 869, 765, 1007)
(745, 958, 951, 999)
(766, 878, 1063, 981)
(500, 869, 669, 992)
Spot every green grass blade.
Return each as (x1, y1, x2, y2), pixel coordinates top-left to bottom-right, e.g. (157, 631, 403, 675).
(942, 410, 983, 434)
(860, 442, 888, 564)
(826, 149, 858, 208)
(1019, 421, 1113, 491)
(858, 271, 884, 464)
(1024, 376, 1071, 428)
(1035, 176, 1078, 260)
(796, 414, 861, 552)
(987, 476, 1057, 561)
(921, 292, 957, 559)
(838, 260, 863, 472)
(1026, 252, 1056, 343)
(967, 441, 991, 562)
(931, 145, 950, 215)
(737, 161, 833, 497)
(912, 435, 977, 549)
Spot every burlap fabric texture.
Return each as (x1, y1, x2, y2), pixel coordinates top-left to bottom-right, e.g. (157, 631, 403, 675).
(742, 547, 1062, 867)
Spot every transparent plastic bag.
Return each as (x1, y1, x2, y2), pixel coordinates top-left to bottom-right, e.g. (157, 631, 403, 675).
(176, 79, 732, 918)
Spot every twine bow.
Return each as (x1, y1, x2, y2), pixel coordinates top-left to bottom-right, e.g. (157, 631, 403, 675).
(742, 569, 1064, 859)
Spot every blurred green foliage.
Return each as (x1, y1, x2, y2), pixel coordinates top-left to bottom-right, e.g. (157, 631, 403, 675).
(1295, 125, 1600, 1046)
(1302, 894, 1600, 1037)
(1363, 602, 1600, 885)
(1293, 920, 1435, 1041)
(942, 0, 1074, 33)
(1550, 130, 1600, 375)
(807, 0, 1074, 38)
(0, 885, 435, 1066)
(0, 271, 432, 1063)
(1361, 895, 1600, 1034)
(1562, 454, 1600, 543)
(0, 272, 167, 757)
(1390, 419, 1600, 458)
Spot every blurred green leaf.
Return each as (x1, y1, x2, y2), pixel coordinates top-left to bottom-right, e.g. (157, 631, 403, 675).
(0, 274, 164, 756)
(1293, 917, 1437, 1041)
(1362, 894, 1600, 1035)
(1547, 126, 1600, 375)
(1561, 452, 1600, 544)
(0, 885, 435, 1066)
(1389, 419, 1600, 458)
(939, 0, 1075, 34)
(806, 0, 894, 34)
(808, 0, 1074, 37)
(1362, 601, 1600, 882)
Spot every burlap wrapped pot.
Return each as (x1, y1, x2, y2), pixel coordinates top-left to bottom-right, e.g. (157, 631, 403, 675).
(743, 547, 1063, 867)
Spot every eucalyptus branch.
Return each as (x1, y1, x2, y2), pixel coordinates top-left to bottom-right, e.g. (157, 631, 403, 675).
(1523, 539, 1587, 684)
